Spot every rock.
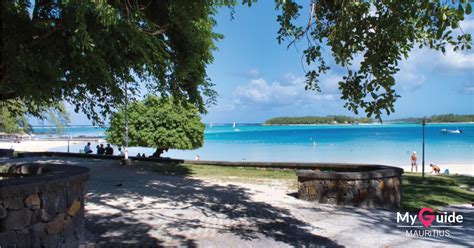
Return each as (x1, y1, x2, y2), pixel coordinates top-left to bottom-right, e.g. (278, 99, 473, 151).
(378, 180, 385, 190)
(0, 229, 18, 246)
(0, 205, 7, 219)
(3, 208, 33, 230)
(307, 185, 316, 196)
(24, 194, 41, 210)
(3, 197, 24, 210)
(47, 213, 66, 235)
(31, 209, 52, 223)
(67, 199, 81, 217)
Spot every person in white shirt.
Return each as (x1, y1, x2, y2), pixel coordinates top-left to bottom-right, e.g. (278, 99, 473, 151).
(84, 142, 93, 154)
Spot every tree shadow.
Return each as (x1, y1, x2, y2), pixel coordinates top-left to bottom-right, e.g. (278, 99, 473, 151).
(83, 160, 342, 247)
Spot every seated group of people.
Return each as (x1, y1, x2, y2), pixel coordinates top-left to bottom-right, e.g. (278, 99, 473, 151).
(84, 142, 123, 156)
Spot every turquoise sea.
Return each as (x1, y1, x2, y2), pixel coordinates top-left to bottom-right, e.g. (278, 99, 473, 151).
(39, 123, 474, 167)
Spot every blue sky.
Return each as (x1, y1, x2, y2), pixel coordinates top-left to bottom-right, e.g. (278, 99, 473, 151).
(66, 2, 473, 124)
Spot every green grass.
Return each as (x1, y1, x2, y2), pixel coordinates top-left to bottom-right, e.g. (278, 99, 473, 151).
(138, 162, 473, 210)
(402, 173, 474, 211)
(139, 162, 297, 180)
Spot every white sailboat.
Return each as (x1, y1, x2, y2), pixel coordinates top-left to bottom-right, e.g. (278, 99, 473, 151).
(232, 122, 236, 128)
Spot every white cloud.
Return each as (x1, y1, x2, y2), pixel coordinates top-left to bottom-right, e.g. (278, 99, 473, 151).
(460, 82, 474, 94)
(246, 69, 260, 78)
(233, 73, 342, 107)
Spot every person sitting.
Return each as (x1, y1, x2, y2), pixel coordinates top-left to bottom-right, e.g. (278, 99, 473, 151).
(105, 144, 114, 155)
(84, 142, 93, 154)
(141, 153, 146, 157)
(430, 164, 441, 174)
(97, 144, 106, 155)
(136, 153, 141, 157)
(118, 147, 124, 156)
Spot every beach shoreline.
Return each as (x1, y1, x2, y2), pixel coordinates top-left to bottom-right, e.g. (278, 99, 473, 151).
(1, 140, 472, 176)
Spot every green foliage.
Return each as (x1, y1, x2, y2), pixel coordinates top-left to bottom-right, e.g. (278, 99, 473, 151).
(0, 100, 70, 134)
(2, 0, 226, 123)
(393, 114, 474, 123)
(246, 0, 473, 120)
(265, 115, 373, 125)
(106, 96, 205, 151)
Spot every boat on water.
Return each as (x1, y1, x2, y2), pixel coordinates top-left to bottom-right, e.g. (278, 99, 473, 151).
(441, 128, 462, 134)
(232, 122, 236, 128)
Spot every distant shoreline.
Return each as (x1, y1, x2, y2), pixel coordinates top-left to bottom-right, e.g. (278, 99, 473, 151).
(263, 122, 474, 126)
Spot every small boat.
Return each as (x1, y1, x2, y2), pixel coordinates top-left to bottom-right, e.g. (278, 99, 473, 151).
(441, 128, 462, 134)
(232, 122, 236, 128)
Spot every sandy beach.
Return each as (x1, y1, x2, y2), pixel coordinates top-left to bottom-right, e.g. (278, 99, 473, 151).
(1, 140, 472, 176)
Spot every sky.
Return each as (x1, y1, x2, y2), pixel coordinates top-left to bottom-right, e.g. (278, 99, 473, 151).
(65, 1, 473, 125)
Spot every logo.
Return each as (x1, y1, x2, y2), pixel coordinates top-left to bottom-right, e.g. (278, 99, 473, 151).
(418, 207, 435, 228)
(396, 207, 464, 238)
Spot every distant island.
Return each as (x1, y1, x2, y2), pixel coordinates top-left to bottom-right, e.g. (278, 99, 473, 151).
(264, 116, 373, 125)
(264, 114, 474, 125)
(390, 114, 474, 123)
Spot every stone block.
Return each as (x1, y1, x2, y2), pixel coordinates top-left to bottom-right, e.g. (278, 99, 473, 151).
(3, 197, 24, 210)
(0, 229, 18, 246)
(308, 185, 316, 196)
(25, 194, 41, 210)
(47, 213, 66, 235)
(41, 189, 68, 217)
(31, 209, 52, 223)
(67, 199, 81, 217)
(0, 205, 7, 219)
(31, 223, 47, 247)
(3, 208, 33, 230)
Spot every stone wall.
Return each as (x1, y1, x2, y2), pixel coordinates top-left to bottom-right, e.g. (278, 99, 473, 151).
(297, 166, 403, 209)
(0, 164, 89, 247)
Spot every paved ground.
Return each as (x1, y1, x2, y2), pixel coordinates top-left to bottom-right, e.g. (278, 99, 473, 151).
(5, 157, 474, 247)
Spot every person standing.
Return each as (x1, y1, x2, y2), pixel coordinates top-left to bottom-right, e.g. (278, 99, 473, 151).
(411, 151, 418, 172)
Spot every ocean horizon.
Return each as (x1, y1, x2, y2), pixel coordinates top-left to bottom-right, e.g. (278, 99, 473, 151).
(38, 123, 474, 167)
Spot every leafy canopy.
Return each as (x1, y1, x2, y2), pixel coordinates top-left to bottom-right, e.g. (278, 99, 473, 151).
(0, 101, 69, 134)
(262, 0, 472, 119)
(106, 96, 205, 151)
(2, 0, 224, 123)
(2, 0, 472, 122)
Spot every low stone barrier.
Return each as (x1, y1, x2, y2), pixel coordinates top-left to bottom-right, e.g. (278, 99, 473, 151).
(296, 165, 403, 209)
(14, 152, 403, 209)
(0, 163, 89, 247)
(0, 149, 14, 157)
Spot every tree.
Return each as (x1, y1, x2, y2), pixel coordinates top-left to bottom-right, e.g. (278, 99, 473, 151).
(2, 1, 472, 122)
(0, 101, 70, 134)
(106, 96, 205, 157)
(263, 0, 472, 119)
(2, 0, 223, 123)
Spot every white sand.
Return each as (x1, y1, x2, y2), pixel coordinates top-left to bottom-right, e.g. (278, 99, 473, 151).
(1, 140, 473, 175)
(0, 140, 94, 152)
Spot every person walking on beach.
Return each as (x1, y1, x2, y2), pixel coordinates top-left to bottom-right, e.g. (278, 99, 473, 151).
(411, 151, 418, 172)
(84, 142, 93, 154)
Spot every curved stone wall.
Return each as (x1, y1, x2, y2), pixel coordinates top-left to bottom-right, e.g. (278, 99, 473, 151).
(0, 164, 89, 247)
(296, 164, 403, 209)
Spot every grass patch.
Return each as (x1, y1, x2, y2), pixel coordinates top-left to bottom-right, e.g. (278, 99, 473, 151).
(139, 162, 296, 180)
(402, 173, 474, 211)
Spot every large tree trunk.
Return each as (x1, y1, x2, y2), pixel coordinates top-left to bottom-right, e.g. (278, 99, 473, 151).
(152, 148, 164, 157)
